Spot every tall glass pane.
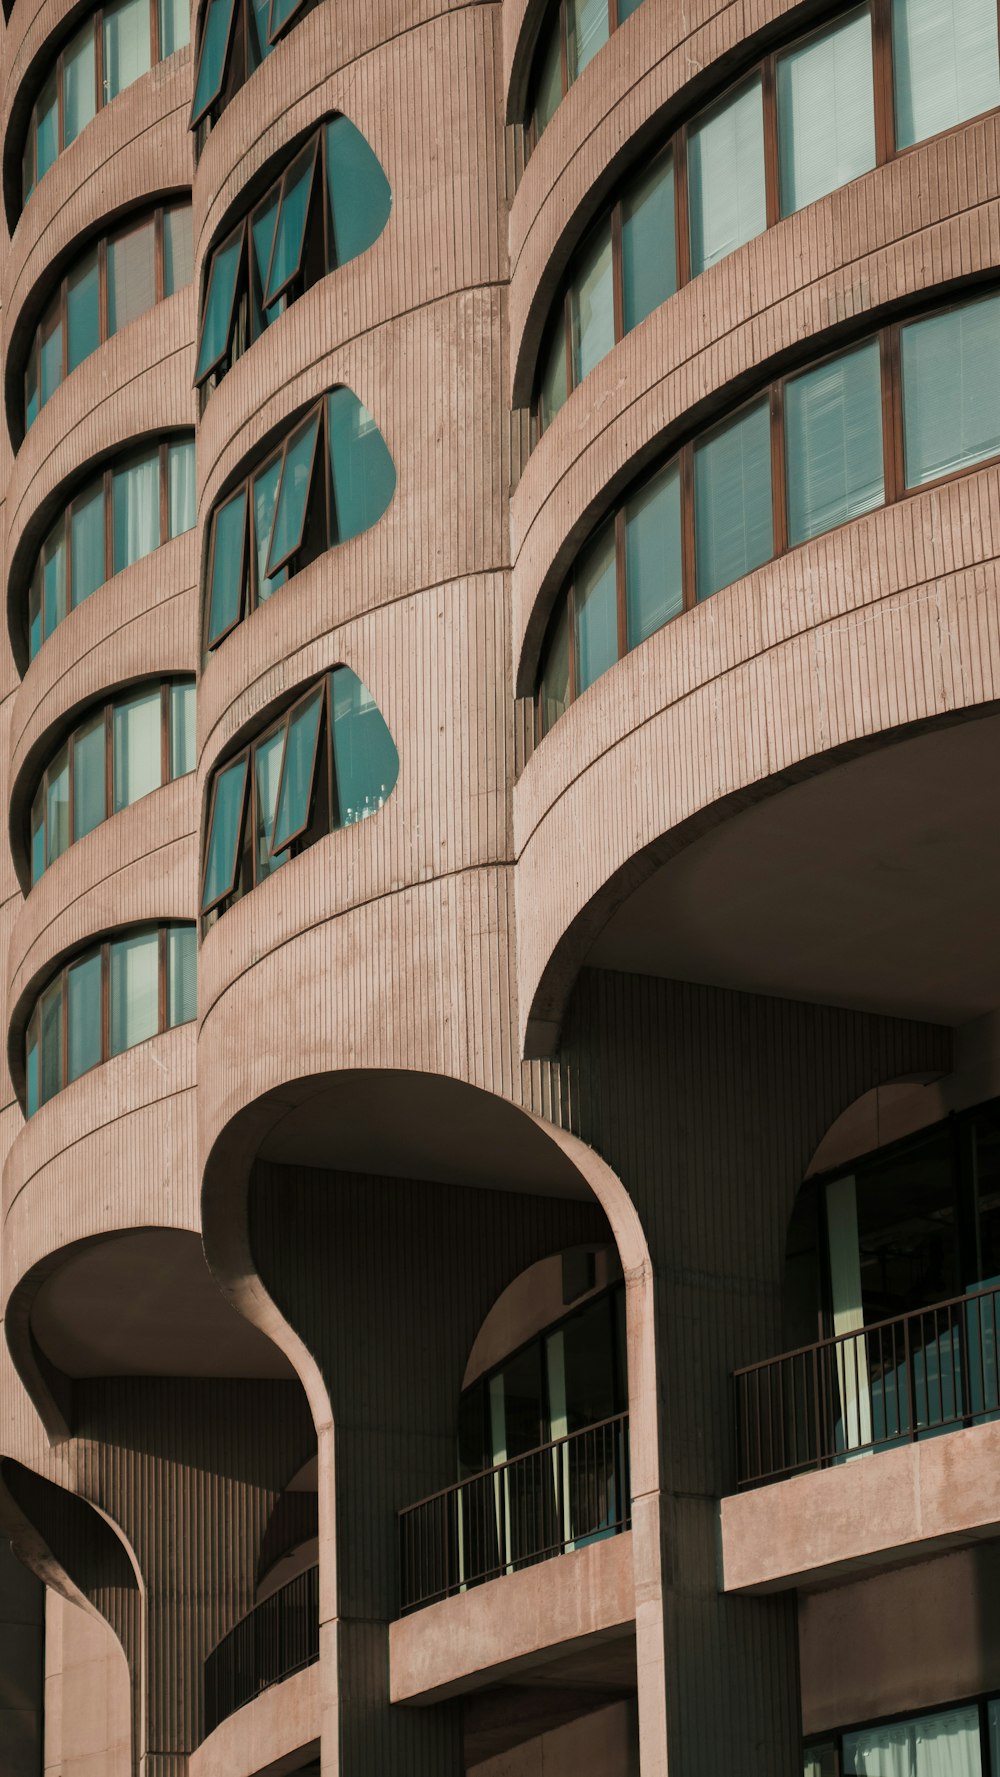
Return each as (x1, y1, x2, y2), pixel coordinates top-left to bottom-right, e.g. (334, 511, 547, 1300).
(22, 130, 34, 206)
(254, 727, 286, 877)
(537, 311, 568, 432)
(109, 930, 159, 1054)
(168, 439, 196, 537)
(166, 925, 196, 1026)
(688, 76, 767, 276)
(107, 217, 157, 334)
(206, 487, 247, 644)
(901, 293, 1000, 486)
(34, 74, 58, 181)
(25, 348, 39, 430)
(842, 1703, 981, 1775)
(72, 711, 107, 841)
(989, 1701, 1000, 1773)
(67, 249, 100, 373)
(532, 20, 563, 136)
(169, 682, 195, 778)
(196, 228, 242, 381)
(264, 143, 317, 304)
(163, 207, 193, 295)
(893, 0, 1000, 148)
(159, 0, 191, 56)
(67, 952, 102, 1082)
(113, 688, 162, 811)
(250, 191, 283, 333)
(573, 524, 618, 695)
(621, 153, 676, 334)
(567, 0, 608, 80)
(29, 566, 42, 660)
(570, 223, 615, 385)
(26, 1021, 39, 1117)
(538, 600, 571, 734)
(784, 339, 884, 544)
(63, 22, 97, 147)
(331, 667, 398, 827)
(46, 746, 70, 865)
(272, 691, 323, 850)
(191, 0, 238, 122)
(803, 1747, 837, 1777)
(777, 8, 876, 217)
(30, 792, 45, 884)
(42, 520, 67, 639)
(39, 308, 63, 407)
(202, 756, 248, 908)
(251, 457, 285, 603)
(103, 0, 152, 100)
(71, 484, 106, 606)
(328, 389, 395, 543)
(625, 462, 683, 646)
(39, 979, 64, 1104)
(266, 411, 320, 573)
(694, 399, 773, 600)
(325, 115, 392, 265)
(113, 450, 160, 572)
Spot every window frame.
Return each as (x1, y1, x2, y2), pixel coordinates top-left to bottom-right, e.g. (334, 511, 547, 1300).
(804, 1689, 1000, 1777)
(534, 287, 1000, 737)
(526, 0, 639, 150)
(29, 678, 195, 882)
(189, 0, 317, 132)
(20, 0, 183, 210)
(28, 436, 193, 657)
(24, 921, 194, 1112)
(531, 0, 1000, 438)
(23, 204, 192, 433)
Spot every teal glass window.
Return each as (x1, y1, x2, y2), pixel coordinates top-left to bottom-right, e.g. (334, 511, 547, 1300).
(72, 712, 107, 841)
(206, 488, 248, 645)
(170, 683, 196, 779)
(777, 8, 876, 218)
(538, 601, 571, 736)
(102, 0, 151, 100)
(202, 757, 249, 910)
(901, 291, 1000, 487)
(254, 728, 287, 878)
(107, 215, 156, 334)
(621, 153, 676, 333)
(168, 440, 196, 538)
(71, 485, 106, 612)
(570, 224, 614, 387)
(785, 339, 885, 543)
(893, 0, 1000, 148)
(109, 929, 159, 1053)
(272, 689, 323, 852)
(30, 797, 45, 886)
(325, 115, 392, 263)
(46, 746, 70, 866)
(536, 312, 568, 435)
(63, 24, 97, 148)
(252, 458, 285, 605)
(191, 0, 239, 125)
(527, 0, 647, 142)
(42, 522, 67, 641)
(573, 526, 618, 695)
(531, 21, 563, 139)
(567, 0, 608, 81)
(694, 399, 773, 600)
(330, 666, 399, 828)
(163, 207, 194, 296)
(67, 952, 103, 1081)
(35, 73, 59, 182)
(167, 924, 197, 1026)
(688, 76, 767, 277)
(39, 980, 64, 1105)
(112, 450, 161, 573)
(159, 0, 191, 56)
(67, 250, 100, 373)
(327, 389, 396, 543)
(113, 688, 162, 812)
(267, 411, 321, 575)
(196, 118, 390, 393)
(39, 309, 63, 406)
(625, 462, 683, 647)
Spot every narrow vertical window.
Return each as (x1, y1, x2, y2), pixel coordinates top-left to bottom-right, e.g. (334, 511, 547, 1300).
(537, 312, 568, 432)
(170, 683, 197, 779)
(266, 410, 321, 574)
(532, 24, 564, 138)
(625, 462, 683, 646)
(39, 307, 64, 406)
(168, 440, 197, 538)
(254, 728, 287, 877)
(784, 340, 884, 543)
(538, 601, 572, 735)
(271, 689, 323, 851)
(42, 521, 67, 640)
(694, 399, 773, 599)
(39, 980, 64, 1104)
(573, 525, 618, 695)
(163, 208, 194, 295)
(159, 0, 192, 56)
(34, 73, 59, 182)
(30, 795, 45, 885)
(325, 115, 392, 264)
(251, 459, 285, 604)
(63, 23, 98, 147)
(330, 666, 398, 826)
(264, 142, 318, 306)
(167, 925, 197, 1026)
(621, 153, 676, 333)
(107, 217, 157, 334)
(892, 0, 1000, 147)
(567, 0, 609, 80)
(109, 929, 160, 1053)
(112, 451, 161, 572)
(777, 8, 876, 217)
(67, 952, 103, 1082)
(112, 688, 163, 811)
(102, 0, 152, 101)
(46, 745, 70, 866)
(191, 0, 239, 124)
(72, 712, 107, 841)
(202, 756, 249, 909)
(206, 487, 248, 645)
(327, 389, 396, 543)
(570, 223, 615, 386)
(196, 227, 244, 382)
(901, 292, 1000, 485)
(687, 76, 767, 276)
(67, 250, 101, 373)
(71, 486, 106, 607)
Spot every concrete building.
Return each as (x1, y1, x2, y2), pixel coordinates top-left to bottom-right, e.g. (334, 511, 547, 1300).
(0, 0, 997, 1769)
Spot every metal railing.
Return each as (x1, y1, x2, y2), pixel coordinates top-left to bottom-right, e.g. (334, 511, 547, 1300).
(398, 1412, 630, 1614)
(734, 1284, 1000, 1488)
(204, 1564, 319, 1735)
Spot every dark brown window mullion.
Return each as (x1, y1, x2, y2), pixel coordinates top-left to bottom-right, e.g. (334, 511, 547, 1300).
(871, 0, 896, 164)
(608, 0, 617, 34)
(761, 55, 781, 226)
(614, 506, 627, 661)
(247, 735, 262, 888)
(674, 128, 691, 291)
(679, 443, 696, 610)
(880, 325, 904, 504)
(770, 381, 788, 560)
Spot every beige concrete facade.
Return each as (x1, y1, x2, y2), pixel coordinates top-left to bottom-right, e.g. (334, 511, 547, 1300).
(0, 0, 995, 1771)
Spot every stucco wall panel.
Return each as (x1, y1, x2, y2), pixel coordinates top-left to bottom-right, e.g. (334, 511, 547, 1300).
(5, 291, 197, 594)
(512, 138, 1000, 678)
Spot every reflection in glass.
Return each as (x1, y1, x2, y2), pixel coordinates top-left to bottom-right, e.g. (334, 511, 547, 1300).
(63, 25, 97, 147)
(202, 757, 248, 908)
(113, 689, 162, 811)
(694, 399, 773, 600)
(109, 930, 159, 1054)
(687, 76, 767, 276)
(167, 924, 197, 1026)
(331, 666, 399, 827)
(785, 339, 884, 543)
(622, 154, 676, 333)
(68, 953, 102, 1082)
(625, 463, 683, 646)
(538, 601, 571, 735)
(778, 7, 876, 216)
(574, 527, 618, 695)
(893, 0, 1000, 147)
(901, 292, 1000, 486)
(73, 713, 106, 841)
(113, 452, 161, 573)
(570, 225, 614, 386)
(71, 486, 106, 609)
(328, 390, 396, 543)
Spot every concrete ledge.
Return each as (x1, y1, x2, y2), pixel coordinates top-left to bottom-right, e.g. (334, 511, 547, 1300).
(188, 1659, 320, 1777)
(720, 1419, 1000, 1594)
(389, 1531, 634, 1704)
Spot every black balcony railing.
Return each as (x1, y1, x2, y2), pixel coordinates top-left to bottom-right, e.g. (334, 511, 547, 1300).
(398, 1412, 630, 1615)
(734, 1284, 1000, 1489)
(204, 1564, 319, 1735)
